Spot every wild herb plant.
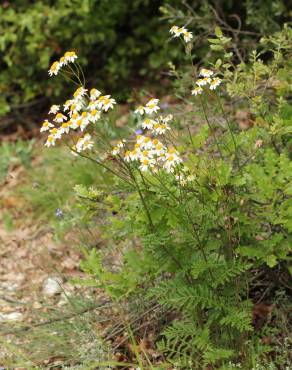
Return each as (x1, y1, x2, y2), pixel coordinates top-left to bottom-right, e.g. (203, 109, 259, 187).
(39, 24, 291, 369)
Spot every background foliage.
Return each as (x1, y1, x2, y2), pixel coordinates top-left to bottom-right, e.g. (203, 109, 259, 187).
(0, 0, 289, 125)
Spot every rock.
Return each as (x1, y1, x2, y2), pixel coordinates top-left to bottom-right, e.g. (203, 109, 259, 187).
(0, 311, 23, 321)
(42, 276, 62, 297)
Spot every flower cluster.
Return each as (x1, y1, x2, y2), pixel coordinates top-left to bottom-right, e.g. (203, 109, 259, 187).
(170, 25, 193, 43)
(191, 68, 222, 95)
(48, 51, 78, 76)
(112, 98, 183, 173)
(41, 54, 116, 151)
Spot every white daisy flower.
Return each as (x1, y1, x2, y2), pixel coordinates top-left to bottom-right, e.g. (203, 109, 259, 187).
(50, 127, 62, 140)
(73, 87, 88, 100)
(59, 121, 70, 134)
(111, 146, 120, 156)
(141, 137, 154, 150)
(76, 134, 93, 152)
(145, 98, 160, 114)
(163, 154, 182, 173)
(153, 123, 170, 135)
(97, 95, 116, 111)
(45, 135, 56, 147)
(89, 109, 101, 123)
(191, 86, 203, 96)
(142, 118, 156, 130)
(209, 77, 222, 90)
(165, 148, 181, 161)
(139, 157, 156, 172)
(169, 26, 179, 35)
(132, 149, 141, 160)
(59, 56, 68, 67)
(48, 61, 60, 76)
(68, 102, 83, 117)
(117, 139, 126, 149)
(64, 51, 77, 63)
(196, 77, 211, 87)
(134, 105, 145, 115)
(170, 26, 186, 38)
(49, 105, 60, 114)
(90, 88, 101, 100)
(183, 31, 193, 43)
(159, 114, 173, 123)
(136, 135, 146, 146)
(63, 100, 74, 112)
(82, 133, 94, 151)
(40, 120, 54, 132)
(199, 68, 214, 78)
(54, 113, 67, 123)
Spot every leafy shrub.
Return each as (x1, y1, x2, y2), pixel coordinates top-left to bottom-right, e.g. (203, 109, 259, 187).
(39, 21, 291, 369)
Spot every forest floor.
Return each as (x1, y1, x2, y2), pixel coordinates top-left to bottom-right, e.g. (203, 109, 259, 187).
(0, 153, 89, 367)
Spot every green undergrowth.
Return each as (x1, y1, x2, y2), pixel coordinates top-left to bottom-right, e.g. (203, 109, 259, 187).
(17, 143, 114, 239)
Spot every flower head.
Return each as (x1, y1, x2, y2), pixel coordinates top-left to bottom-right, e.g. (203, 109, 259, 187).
(145, 98, 160, 114)
(89, 109, 101, 123)
(73, 87, 88, 100)
(48, 61, 60, 76)
(209, 77, 222, 90)
(45, 135, 56, 147)
(183, 31, 193, 43)
(54, 113, 67, 123)
(199, 68, 214, 78)
(170, 25, 192, 42)
(49, 105, 60, 114)
(40, 120, 54, 132)
(76, 133, 94, 152)
(191, 86, 203, 96)
(97, 95, 116, 111)
(50, 127, 62, 139)
(135, 105, 145, 115)
(63, 51, 77, 64)
(142, 118, 156, 130)
(90, 88, 101, 100)
(196, 77, 211, 87)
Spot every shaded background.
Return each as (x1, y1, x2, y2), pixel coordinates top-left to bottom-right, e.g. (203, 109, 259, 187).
(0, 0, 290, 134)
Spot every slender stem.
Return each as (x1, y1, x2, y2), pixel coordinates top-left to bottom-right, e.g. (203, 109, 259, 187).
(214, 92, 241, 168)
(199, 96, 224, 160)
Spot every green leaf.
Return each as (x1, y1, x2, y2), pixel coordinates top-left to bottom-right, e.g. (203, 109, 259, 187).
(214, 26, 223, 38)
(265, 254, 277, 268)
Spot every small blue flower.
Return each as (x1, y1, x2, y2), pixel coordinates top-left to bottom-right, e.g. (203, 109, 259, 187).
(55, 208, 63, 218)
(161, 102, 170, 110)
(135, 129, 143, 135)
